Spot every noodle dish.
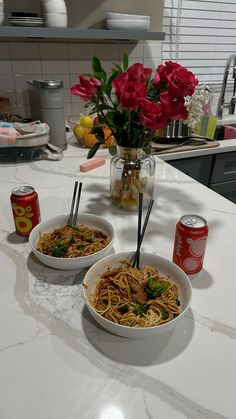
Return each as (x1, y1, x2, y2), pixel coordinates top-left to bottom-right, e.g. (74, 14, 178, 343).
(83, 251, 192, 338)
(29, 214, 114, 270)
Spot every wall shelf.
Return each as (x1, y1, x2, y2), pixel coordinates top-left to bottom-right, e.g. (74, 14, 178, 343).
(0, 26, 165, 42)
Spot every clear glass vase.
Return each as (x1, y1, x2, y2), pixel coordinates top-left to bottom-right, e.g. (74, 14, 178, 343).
(110, 146, 156, 211)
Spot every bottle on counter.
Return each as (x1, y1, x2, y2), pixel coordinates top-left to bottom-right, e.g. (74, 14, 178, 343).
(28, 79, 67, 150)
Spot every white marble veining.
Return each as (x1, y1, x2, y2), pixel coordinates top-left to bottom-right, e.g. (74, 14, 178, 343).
(0, 136, 236, 419)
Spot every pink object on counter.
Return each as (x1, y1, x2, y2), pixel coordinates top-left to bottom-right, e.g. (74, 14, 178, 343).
(80, 157, 105, 172)
(224, 125, 236, 140)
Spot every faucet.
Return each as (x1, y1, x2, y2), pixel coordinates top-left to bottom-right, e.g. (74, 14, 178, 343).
(217, 54, 236, 119)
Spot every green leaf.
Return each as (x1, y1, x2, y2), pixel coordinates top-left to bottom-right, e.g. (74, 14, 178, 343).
(118, 304, 129, 314)
(87, 142, 101, 159)
(92, 56, 102, 73)
(108, 71, 120, 86)
(123, 52, 129, 71)
(51, 244, 68, 257)
(84, 235, 93, 242)
(109, 145, 117, 156)
(131, 303, 149, 316)
(145, 278, 169, 299)
(90, 125, 105, 139)
(112, 63, 123, 72)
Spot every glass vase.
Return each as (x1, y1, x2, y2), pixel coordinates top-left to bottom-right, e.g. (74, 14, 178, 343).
(110, 146, 156, 211)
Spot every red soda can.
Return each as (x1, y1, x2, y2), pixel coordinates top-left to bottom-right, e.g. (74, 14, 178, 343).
(10, 185, 41, 236)
(172, 214, 208, 274)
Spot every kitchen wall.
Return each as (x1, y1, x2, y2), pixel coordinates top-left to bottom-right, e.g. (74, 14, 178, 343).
(0, 41, 162, 120)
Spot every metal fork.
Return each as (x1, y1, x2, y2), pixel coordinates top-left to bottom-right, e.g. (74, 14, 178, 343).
(67, 181, 83, 226)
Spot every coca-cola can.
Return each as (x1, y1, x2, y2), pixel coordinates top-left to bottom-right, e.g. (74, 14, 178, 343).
(172, 214, 208, 274)
(10, 185, 41, 236)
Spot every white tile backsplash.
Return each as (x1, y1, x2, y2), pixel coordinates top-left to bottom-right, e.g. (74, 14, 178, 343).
(94, 43, 119, 59)
(41, 59, 69, 74)
(39, 43, 68, 59)
(0, 43, 10, 59)
(9, 42, 40, 59)
(69, 60, 92, 74)
(0, 60, 12, 75)
(12, 60, 42, 75)
(68, 43, 94, 59)
(2, 40, 166, 120)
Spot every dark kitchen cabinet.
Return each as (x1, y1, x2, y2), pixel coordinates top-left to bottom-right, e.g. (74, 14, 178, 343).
(167, 155, 214, 186)
(167, 152, 236, 204)
(209, 152, 236, 203)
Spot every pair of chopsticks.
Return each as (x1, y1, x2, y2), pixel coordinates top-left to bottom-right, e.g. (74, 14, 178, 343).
(67, 181, 83, 226)
(132, 193, 154, 269)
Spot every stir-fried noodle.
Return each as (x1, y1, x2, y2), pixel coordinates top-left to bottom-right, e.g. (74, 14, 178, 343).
(37, 224, 109, 258)
(92, 260, 180, 327)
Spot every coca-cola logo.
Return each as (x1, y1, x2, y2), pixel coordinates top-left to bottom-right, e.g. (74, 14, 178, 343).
(175, 233, 182, 256)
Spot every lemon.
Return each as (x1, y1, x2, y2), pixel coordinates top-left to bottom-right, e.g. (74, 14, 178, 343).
(73, 125, 85, 141)
(80, 115, 93, 127)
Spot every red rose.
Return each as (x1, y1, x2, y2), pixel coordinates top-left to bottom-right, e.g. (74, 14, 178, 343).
(153, 61, 181, 85)
(140, 99, 168, 129)
(70, 74, 101, 101)
(160, 92, 188, 120)
(167, 67, 198, 97)
(127, 63, 152, 83)
(112, 74, 146, 110)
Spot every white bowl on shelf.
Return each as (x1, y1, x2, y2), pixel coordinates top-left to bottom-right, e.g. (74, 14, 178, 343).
(43, 0, 67, 14)
(45, 12, 67, 27)
(83, 251, 192, 339)
(0, 3, 4, 13)
(106, 12, 150, 21)
(106, 19, 150, 31)
(29, 213, 115, 270)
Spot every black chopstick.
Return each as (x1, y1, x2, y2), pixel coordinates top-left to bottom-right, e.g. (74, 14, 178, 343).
(132, 197, 154, 269)
(68, 181, 78, 225)
(136, 193, 143, 269)
(72, 181, 83, 226)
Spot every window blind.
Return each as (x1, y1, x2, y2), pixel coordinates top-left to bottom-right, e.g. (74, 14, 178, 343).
(162, 0, 236, 85)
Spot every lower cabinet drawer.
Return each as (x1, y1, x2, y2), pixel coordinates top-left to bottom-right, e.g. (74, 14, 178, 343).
(210, 180, 236, 203)
(210, 152, 236, 183)
(168, 155, 213, 186)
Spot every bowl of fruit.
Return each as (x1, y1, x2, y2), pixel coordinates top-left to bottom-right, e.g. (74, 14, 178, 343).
(68, 114, 115, 148)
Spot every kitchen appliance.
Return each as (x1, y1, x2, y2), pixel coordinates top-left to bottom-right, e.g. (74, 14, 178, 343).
(27, 79, 67, 150)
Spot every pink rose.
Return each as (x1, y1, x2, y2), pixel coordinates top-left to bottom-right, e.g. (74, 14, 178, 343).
(140, 99, 168, 129)
(167, 67, 198, 97)
(153, 61, 181, 85)
(70, 74, 101, 101)
(127, 63, 152, 83)
(160, 92, 188, 120)
(112, 75, 146, 110)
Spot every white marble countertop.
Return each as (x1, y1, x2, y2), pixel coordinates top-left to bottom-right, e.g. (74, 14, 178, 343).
(158, 138, 236, 161)
(66, 133, 236, 161)
(1, 137, 236, 419)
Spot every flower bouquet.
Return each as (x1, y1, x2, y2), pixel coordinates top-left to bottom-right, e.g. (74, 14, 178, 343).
(70, 55, 209, 210)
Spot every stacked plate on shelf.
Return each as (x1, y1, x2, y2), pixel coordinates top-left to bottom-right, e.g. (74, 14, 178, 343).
(8, 12, 44, 27)
(106, 12, 150, 30)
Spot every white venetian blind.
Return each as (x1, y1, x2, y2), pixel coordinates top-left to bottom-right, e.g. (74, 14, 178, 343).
(162, 0, 236, 85)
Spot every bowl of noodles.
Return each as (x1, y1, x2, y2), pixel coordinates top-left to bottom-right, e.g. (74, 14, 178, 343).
(83, 251, 192, 338)
(29, 213, 114, 270)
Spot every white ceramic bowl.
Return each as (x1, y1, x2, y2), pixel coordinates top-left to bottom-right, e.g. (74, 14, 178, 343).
(106, 12, 150, 21)
(43, 0, 67, 14)
(45, 12, 67, 27)
(106, 19, 150, 31)
(29, 214, 114, 270)
(0, 4, 4, 13)
(83, 251, 192, 339)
